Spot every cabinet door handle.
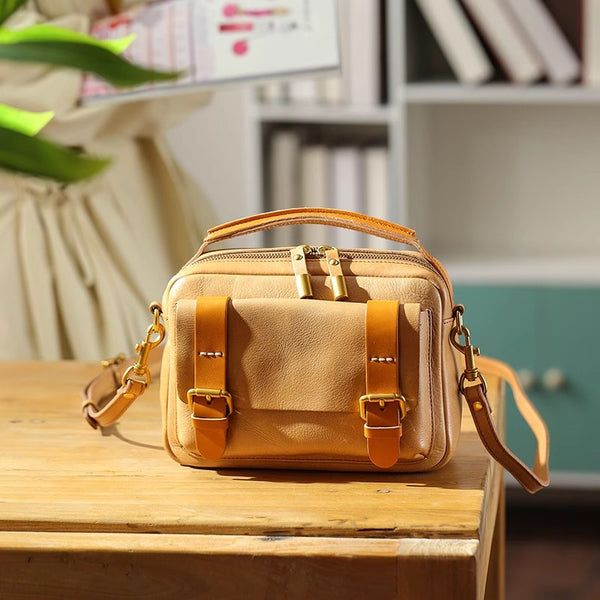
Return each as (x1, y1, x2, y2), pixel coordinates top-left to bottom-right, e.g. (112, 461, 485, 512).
(542, 368, 566, 391)
(517, 369, 536, 391)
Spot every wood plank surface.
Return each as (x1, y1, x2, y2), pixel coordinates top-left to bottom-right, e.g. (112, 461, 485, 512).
(0, 361, 502, 540)
(0, 361, 504, 599)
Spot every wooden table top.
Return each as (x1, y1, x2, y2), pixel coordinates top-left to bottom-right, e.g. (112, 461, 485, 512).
(0, 360, 503, 541)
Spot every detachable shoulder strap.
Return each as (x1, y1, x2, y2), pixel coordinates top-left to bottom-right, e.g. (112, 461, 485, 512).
(82, 349, 549, 494)
(82, 347, 164, 429)
(464, 356, 549, 493)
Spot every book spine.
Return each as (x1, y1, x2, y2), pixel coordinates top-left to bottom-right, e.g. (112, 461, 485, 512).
(363, 146, 392, 250)
(259, 82, 288, 104)
(300, 145, 331, 245)
(461, 0, 545, 84)
(288, 78, 320, 104)
(503, 0, 580, 84)
(269, 130, 301, 247)
(346, 0, 381, 105)
(583, 0, 600, 85)
(416, 0, 493, 84)
(330, 146, 365, 247)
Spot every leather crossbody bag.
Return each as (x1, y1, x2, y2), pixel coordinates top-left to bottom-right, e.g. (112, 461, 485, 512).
(82, 208, 549, 493)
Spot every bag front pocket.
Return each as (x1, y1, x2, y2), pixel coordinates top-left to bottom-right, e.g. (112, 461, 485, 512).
(173, 297, 434, 465)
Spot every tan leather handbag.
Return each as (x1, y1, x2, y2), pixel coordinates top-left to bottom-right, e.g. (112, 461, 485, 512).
(82, 208, 549, 493)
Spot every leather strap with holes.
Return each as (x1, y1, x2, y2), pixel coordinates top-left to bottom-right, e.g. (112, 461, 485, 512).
(188, 296, 231, 460)
(363, 300, 404, 468)
(464, 356, 549, 494)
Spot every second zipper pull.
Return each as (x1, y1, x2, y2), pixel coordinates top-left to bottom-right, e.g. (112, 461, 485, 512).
(322, 246, 348, 301)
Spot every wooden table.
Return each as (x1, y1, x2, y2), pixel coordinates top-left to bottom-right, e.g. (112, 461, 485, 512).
(0, 361, 505, 600)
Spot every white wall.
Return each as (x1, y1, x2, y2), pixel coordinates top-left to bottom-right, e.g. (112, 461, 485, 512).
(166, 87, 250, 228)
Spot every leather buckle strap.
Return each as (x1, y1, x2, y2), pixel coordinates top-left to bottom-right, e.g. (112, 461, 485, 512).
(363, 300, 404, 468)
(191, 297, 232, 460)
(452, 307, 549, 494)
(468, 356, 550, 494)
(81, 304, 165, 430)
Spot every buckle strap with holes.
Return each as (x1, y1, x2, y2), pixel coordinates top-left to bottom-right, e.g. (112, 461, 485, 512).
(82, 304, 164, 429)
(452, 306, 550, 494)
(188, 297, 232, 460)
(362, 300, 405, 468)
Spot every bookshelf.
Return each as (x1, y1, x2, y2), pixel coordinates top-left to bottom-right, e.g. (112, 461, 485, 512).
(244, 0, 600, 285)
(243, 0, 600, 485)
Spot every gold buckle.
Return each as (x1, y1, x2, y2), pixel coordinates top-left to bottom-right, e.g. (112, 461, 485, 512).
(359, 393, 406, 421)
(121, 304, 165, 388)
(187, 388, 233, 416)
(451, 305, 488, 395)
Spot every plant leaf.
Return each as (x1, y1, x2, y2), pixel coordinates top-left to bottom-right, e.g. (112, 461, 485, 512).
(0, 0, 26, 25)
(0, 40, 180, 87)
(0, 125, 110, 182)
(0, 103, 54, 135)
(0, 24, 136, 54)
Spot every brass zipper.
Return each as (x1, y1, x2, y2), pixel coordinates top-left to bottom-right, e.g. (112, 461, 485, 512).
(185, 246, 450, 298)
(291, 245, 314, 299)
(189, 247, 441, 276)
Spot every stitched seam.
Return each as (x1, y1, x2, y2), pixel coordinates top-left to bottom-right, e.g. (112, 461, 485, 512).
(209, 214, 414, 237)
(425, 309, 435, 457)
(207, 213, 412, 234)
(214, 223, 413, 244)
(181, 453, 428, 465)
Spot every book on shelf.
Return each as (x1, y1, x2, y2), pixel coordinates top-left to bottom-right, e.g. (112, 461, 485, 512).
(503, 0, 580, 85)
(346, 0, 381, 106)
(287, 78, 320, 104)
(363, 146, 391, 249)
(273, 0, 379, 107)
(268, 130, 301, 247)
(461, 0, 544, 84)
(299, 145, 331, 245)
(415, 0, 493, 85)
(257, 0, 380, 107)
(259, 82, 288, 104)
(583, 0, 600, 85)
(321, 0, 350, 105)
(80, 0, 339, 103)
(330, 146, 364, 248)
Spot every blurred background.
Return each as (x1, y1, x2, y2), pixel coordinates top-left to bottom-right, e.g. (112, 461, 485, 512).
(2, 1, 599, 597)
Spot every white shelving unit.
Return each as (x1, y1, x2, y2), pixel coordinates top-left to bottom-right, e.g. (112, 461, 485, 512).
(244, 0, 600, 285)
(404, 82, 600, 104)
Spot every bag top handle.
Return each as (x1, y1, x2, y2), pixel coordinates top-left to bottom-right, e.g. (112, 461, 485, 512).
(200, 207, 415, 250)
(188, 208, 452, 294)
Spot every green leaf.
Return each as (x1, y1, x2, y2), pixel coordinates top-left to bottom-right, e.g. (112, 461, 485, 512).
(0, 40, 180, 87)
(0, 0, 26, 25)
(0, 103, 54, 135)
(0, 125, 110, 182)
(0, 24, 136, 54)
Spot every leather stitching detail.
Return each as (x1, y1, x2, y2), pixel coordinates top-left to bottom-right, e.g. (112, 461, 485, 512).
(424, 309, 435, 458)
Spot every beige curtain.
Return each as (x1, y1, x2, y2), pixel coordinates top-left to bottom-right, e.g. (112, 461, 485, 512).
(0, 1, 216, 360)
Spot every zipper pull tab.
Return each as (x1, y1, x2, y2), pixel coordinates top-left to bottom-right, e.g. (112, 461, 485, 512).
(322, 246, 348, 301)
(291, 245, 313, 299)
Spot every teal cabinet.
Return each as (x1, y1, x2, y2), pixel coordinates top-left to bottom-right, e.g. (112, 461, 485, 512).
(454, 286, 600, 474)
